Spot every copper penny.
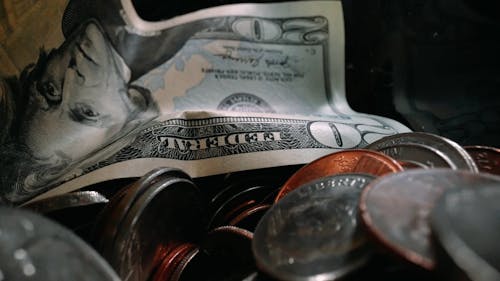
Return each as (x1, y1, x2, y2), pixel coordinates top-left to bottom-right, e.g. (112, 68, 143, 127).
(201, 226, 256, 281)
(208, 185, 275, 229)
(274, 149, 403, 202)
(152, 243, 198, 281)
(229, 204, 271, 232)
(359, 169, 500, 270)
(464, 146, 500, 175)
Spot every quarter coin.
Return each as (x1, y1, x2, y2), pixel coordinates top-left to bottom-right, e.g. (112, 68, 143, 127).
(359, 169, 500, 270)
(254, 173, 375, 281)
(431, 185, 500, 281)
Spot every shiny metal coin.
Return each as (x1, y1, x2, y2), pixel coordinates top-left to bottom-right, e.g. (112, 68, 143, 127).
(431, 185, 500, 281)
(254, 173, 375, 281)
(359, 169, 500, 270)
(464, 146, 500, 175)
(23, 191, 108, 213)
(366, 132, 478, 172)
(374, 143, 456, 169)
(94, 168, 205, 281)
(0, 207, 120, 281)
(93, 167, 192, 261)
(22, 191, 110, 240)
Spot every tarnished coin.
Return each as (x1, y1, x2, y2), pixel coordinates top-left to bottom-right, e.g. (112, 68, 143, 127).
(229, 204, 271, 232)
(94, 169, 206, 281)
(431, 185, 500, 281)
(93, 167, 192, 261)
(202, 226, 256, 281)
(274, 149, 402, 202)
(373, 143, 456, 169)
(152, 243, 199, 281)
(359, 169, 500, 270)
(254, 174, 376, 281)
(464, 146, 500, 175)
(209, 185, 275, 230)
(209, 165, 294, 218)
(0, 207, 120, 281)
(366, 132, 478, 172)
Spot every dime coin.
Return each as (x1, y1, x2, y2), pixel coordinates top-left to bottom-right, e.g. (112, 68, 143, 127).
(431, 185, 500, 281)
(359, 169, 500, 270)
(366, 132, 478, 172)
(97, 172, 205, 281)
(274, 149, 402, 202)
(23, 191, 108, 213)
(464, 145, 500, 175)
(0, 207, 120, 281)
(22, 191, 110, 240)
(254, 174, 376, 281)
(373, 143, 456, 169)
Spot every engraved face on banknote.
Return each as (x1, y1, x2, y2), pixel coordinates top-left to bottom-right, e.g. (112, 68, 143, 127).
(20, 21, 157, 163)
(0, 0, 410, 204)
(0, 13, 159, 203)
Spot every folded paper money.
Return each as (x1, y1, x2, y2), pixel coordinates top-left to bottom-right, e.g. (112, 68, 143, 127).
(0, 0, 410, 205)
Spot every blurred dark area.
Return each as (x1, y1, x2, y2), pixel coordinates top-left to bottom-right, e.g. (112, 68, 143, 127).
(133, 0, 500, 146)
(343, 0, 500, 146)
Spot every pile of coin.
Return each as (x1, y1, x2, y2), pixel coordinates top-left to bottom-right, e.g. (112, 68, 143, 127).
(9, 132, 500, 281)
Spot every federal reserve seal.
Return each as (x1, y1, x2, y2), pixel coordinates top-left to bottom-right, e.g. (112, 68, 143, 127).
(217, 93, 275, 113)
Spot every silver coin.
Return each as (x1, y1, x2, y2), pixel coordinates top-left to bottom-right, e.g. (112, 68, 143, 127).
(253, 173, 375, 281)
(0, 207, 120, 281)
(22, 191, 108, 213)
(374, 143, 456, 169)
(359, 169, 500, 270)
(107, 175, 205, 281)
(366, 132, 478, 172)
(93, 167, 192, 261)
(431, 185, 500, 281)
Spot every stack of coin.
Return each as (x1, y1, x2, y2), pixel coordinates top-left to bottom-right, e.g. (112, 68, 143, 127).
(248, 132, 500, 281)
(92, 167, 207, 281)
(16, 132, 500, 280)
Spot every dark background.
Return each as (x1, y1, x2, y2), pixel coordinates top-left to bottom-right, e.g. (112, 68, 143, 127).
(131, 0, 500, 146)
